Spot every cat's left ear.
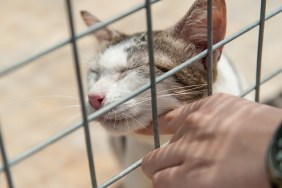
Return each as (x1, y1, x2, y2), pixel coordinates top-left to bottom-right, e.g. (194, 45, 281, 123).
(80, 10, 125, 43)
(172, 0, 226, 64)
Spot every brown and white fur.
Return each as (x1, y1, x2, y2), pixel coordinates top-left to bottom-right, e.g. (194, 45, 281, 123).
(81, 0, 243, 187)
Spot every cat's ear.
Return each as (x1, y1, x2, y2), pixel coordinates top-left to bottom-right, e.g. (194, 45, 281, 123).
(172, 0, 226, 63)
(80, 10, 125, 43)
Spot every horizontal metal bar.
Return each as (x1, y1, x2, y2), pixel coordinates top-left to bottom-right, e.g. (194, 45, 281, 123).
(0, 39, 70, 77)
(0, 0, 160, 77)
(99, 141, 169, 188)
(241, 67, 282, 98)
(213, 5, 282, 51)
(0, 120, 83, 172)
(0, 4, 281, 173)
(99, 159, 142, 188)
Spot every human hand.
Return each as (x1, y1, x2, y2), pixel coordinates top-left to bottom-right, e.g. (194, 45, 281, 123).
(141, 93, 282, 188)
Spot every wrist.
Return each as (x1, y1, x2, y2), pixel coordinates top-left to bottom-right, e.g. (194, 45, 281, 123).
(267, 121, 282, 188)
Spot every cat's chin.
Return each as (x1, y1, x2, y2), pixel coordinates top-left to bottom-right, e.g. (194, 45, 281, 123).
(96, 116, 150, 135)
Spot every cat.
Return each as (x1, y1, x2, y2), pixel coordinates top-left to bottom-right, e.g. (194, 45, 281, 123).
(81, 0, 243, 187)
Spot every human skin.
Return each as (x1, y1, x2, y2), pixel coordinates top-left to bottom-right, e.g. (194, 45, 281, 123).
(140, 93, 282, 188)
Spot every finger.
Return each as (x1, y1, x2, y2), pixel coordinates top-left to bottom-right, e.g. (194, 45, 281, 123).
(141, 142, 183, 179)
(153, 164, 211, 188)
(151, 165, 183, 188)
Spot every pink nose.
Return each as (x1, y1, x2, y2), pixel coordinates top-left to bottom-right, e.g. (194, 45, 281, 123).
(88, 95, 105, 109)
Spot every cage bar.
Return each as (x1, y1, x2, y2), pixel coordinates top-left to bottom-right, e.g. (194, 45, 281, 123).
(207, 0, 213, 95)
(255, 0, 267, 102)
(145, 0, 160, 149)
(65, 0, 98, 187)
(0, 123, 14, 188)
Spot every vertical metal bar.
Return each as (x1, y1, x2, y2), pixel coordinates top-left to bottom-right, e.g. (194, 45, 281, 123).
(207, 0, 213, 96)
(0, 122, 14, 188)
(145, 0, 160, 149)
(255, 0, 267, 102)
(65, 1, 98, 187)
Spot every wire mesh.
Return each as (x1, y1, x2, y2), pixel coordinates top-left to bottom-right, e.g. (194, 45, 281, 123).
(0, 0, 282, 188)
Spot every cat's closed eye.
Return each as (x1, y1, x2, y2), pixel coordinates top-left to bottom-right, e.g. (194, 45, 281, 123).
(118, 64, 144, 79)
(88, 70, 99, 79)
(88, 70, 99, 84)
(120, 64, 142, 73)
(89, 69, 99, 75)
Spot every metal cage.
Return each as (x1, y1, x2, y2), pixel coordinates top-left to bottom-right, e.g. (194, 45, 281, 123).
(1, 0, 282, 188)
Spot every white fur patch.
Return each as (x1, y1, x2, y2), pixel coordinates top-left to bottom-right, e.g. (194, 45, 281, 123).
(213, 55, 241, 96)
(99, 41, 132, 73)
(88, 40, 133, 96)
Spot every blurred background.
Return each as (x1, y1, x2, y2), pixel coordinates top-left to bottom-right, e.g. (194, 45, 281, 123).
(1, 0, 281, 187)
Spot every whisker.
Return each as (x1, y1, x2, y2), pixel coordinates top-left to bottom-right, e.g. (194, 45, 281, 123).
(97, 85, 206, 113)
(141, 84, 207, 98)
(121, 113, 129, 131)
(156, 90, 207, 98)
(137, 85, 207, 103)
(23, 105, 81, 129)
(114, 110, 117, 129)
(42, 104, 81, 117)
(49, 114, 81, 133)
(51, 105, 81, 111)
(1, 95, 80, 112)
(122, 113, 146, 129)
(134, 89, 207, 105)
(23, 94, 79, 100)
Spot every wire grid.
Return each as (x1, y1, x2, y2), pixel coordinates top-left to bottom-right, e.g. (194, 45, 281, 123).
(0, 0, 282, 187)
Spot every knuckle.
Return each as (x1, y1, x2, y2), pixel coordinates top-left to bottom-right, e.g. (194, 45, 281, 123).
(152, 172, 167, 188)
(212, 92, 232, 100)
(185, 111, 202, 124)
(141, 149, 162, 179)
(141, 155, 153, 178)
(210, 92, 225, 101)
(214, 92, 225, 98)
(163, 112, 175, 123)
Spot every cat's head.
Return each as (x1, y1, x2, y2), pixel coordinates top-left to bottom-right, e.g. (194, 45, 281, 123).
(81, 0, 226, 134)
